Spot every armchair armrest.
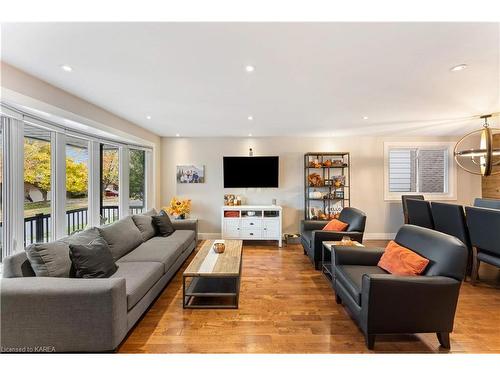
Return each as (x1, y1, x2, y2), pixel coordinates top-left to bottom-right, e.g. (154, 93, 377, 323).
(360, 274, 461, 334)
(333, 246, 385, 266)
(300, 220, 328, 232)
(313, 230, 364, 250)
(0, 277, 128, 352)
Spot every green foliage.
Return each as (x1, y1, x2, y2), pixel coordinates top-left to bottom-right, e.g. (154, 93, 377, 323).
(24, 139, 52, 194)
(101, 149, 119, 188)
(25, 139, 89, 200)
(129, 149, 145, 200)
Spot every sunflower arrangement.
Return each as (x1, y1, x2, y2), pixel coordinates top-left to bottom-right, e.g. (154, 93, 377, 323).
(165, 197, 191, 219)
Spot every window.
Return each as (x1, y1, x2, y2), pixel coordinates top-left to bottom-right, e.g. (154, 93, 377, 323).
(384, 142, 456, 200)
(0, 103, 154, 256)
(0, 122, 3, 259)
(24, 124, 52, 245)
(100, 144, 119, 224)
(66, 136, 89, 235)
(129, 148, 146, 214)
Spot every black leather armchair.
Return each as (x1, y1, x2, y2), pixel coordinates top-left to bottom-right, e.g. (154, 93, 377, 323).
(465, 206, 500, 285)
(332, 225, 467, 349)
(300, 207, 366, 270)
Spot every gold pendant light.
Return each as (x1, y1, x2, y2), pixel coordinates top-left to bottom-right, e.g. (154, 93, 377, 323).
(454, 114, 500, 176)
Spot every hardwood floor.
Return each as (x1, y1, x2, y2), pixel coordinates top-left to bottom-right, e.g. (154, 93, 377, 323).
(118, 240, 500, 353)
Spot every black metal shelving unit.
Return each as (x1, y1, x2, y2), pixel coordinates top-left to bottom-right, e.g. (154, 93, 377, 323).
(304, 152, 350, 221)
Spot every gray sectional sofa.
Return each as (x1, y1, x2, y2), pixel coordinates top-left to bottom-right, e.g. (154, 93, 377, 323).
(0, 209, 197, 352)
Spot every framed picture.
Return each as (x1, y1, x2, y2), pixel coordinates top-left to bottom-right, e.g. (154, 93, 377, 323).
(176, 165, 205, 183)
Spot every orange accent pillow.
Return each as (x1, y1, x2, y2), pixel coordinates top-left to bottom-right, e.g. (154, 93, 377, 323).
(378, 240, 429, 276)
(322, 219, 348, 232)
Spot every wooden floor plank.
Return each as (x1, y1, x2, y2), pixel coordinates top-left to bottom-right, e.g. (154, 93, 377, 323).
(118, 240, 500, 353)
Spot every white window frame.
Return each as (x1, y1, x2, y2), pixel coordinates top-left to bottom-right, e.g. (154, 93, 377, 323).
(1, 103, 155, 256)
(384, 141, 457, 201)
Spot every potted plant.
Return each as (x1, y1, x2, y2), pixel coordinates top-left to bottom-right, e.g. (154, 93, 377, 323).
(164, 197, 191, 219)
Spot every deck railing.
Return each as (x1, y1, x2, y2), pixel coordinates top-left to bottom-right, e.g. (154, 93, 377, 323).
(2, 205, 145, 247)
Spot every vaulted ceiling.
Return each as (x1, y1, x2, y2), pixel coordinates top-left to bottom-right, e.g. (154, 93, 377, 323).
(1, 22, 499, 137)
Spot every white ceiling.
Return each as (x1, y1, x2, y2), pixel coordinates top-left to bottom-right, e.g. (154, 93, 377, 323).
(1, 22, 499, 137)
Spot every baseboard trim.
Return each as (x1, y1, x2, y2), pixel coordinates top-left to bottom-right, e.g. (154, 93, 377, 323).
(199, 232, 396, 241)
(199, 232, 222, 240)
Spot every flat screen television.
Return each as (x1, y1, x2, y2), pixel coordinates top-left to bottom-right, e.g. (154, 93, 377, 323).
(223, 156, 279, 188)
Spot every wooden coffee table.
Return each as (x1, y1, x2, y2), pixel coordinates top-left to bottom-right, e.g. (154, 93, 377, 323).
(183, 240, 243, 309)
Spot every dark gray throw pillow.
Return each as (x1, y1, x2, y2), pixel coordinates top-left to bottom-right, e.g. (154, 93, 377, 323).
(152, 214, 175, 237)
(69, 237, 118, 278)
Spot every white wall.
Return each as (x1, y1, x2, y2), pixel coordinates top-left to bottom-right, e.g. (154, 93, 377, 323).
(1, 62, 162, 208)
(161, 136, 481, 238)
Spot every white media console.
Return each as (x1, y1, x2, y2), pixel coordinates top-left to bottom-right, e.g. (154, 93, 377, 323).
(221, 205, 283, 247)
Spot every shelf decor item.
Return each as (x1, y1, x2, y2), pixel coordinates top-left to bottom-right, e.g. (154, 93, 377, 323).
(304, 152, 350, 221)
(165, 197, 191, 219)
(454, 114, 500, 176)
(308, 173, 323, 187)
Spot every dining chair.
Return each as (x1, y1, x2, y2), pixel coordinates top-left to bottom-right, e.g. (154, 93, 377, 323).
(401, 195, 425, 224)
(431, 202, 472, 277)
(473, 198, 500, 210)
(465, 206, 500, 285)
(406, 198, 434, 229)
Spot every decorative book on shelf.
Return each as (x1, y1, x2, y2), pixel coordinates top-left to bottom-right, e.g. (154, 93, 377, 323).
(304, 152, 350, 221)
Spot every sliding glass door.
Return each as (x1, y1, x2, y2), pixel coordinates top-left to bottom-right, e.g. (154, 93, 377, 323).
(65, 136, 89, 235)
(0, 123, 3, 259)
(129, 148, 146, 214)
(100, 144, 120, 224)
(24, 124, 52, 245)
(0, 105, 153, 256)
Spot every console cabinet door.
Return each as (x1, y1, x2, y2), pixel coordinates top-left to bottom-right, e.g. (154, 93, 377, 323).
(263, 219, 280, 238)
(224, 219, 240, 238)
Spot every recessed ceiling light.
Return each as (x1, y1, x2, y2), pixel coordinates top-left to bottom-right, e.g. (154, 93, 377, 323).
(247, 116, 254, 121)
(362, 116, 369, 120)
(146, 115, 152, 120)
(450, 64, 468, 72)
(175, 133, 180, 137)
(60, 64, 73, 72)
(245, 65, 255, 73)
(248, 133, 252, 137)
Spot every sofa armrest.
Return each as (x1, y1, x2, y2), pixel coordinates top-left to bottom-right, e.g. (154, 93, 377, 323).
(0, 277, 128, 352)
(360, 274, 461, 333)
(172, 219, 198, 242)
(333, 246, 385, 266)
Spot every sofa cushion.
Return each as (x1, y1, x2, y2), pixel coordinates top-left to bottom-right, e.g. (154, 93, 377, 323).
(152, 214, 175, 237)
(60, 227, 101, 246)
(132, 214, 157, 242)
(98, 216, 144, 261)
(25, 241, 72, 277)
(118, 230, 195, 272)
(336, 265, 388, 305)
(69, 237, 118, 278)
(110, 261, 163, 310)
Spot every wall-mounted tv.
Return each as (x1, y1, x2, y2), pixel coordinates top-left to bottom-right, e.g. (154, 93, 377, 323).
(223, 156, 279, 188)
